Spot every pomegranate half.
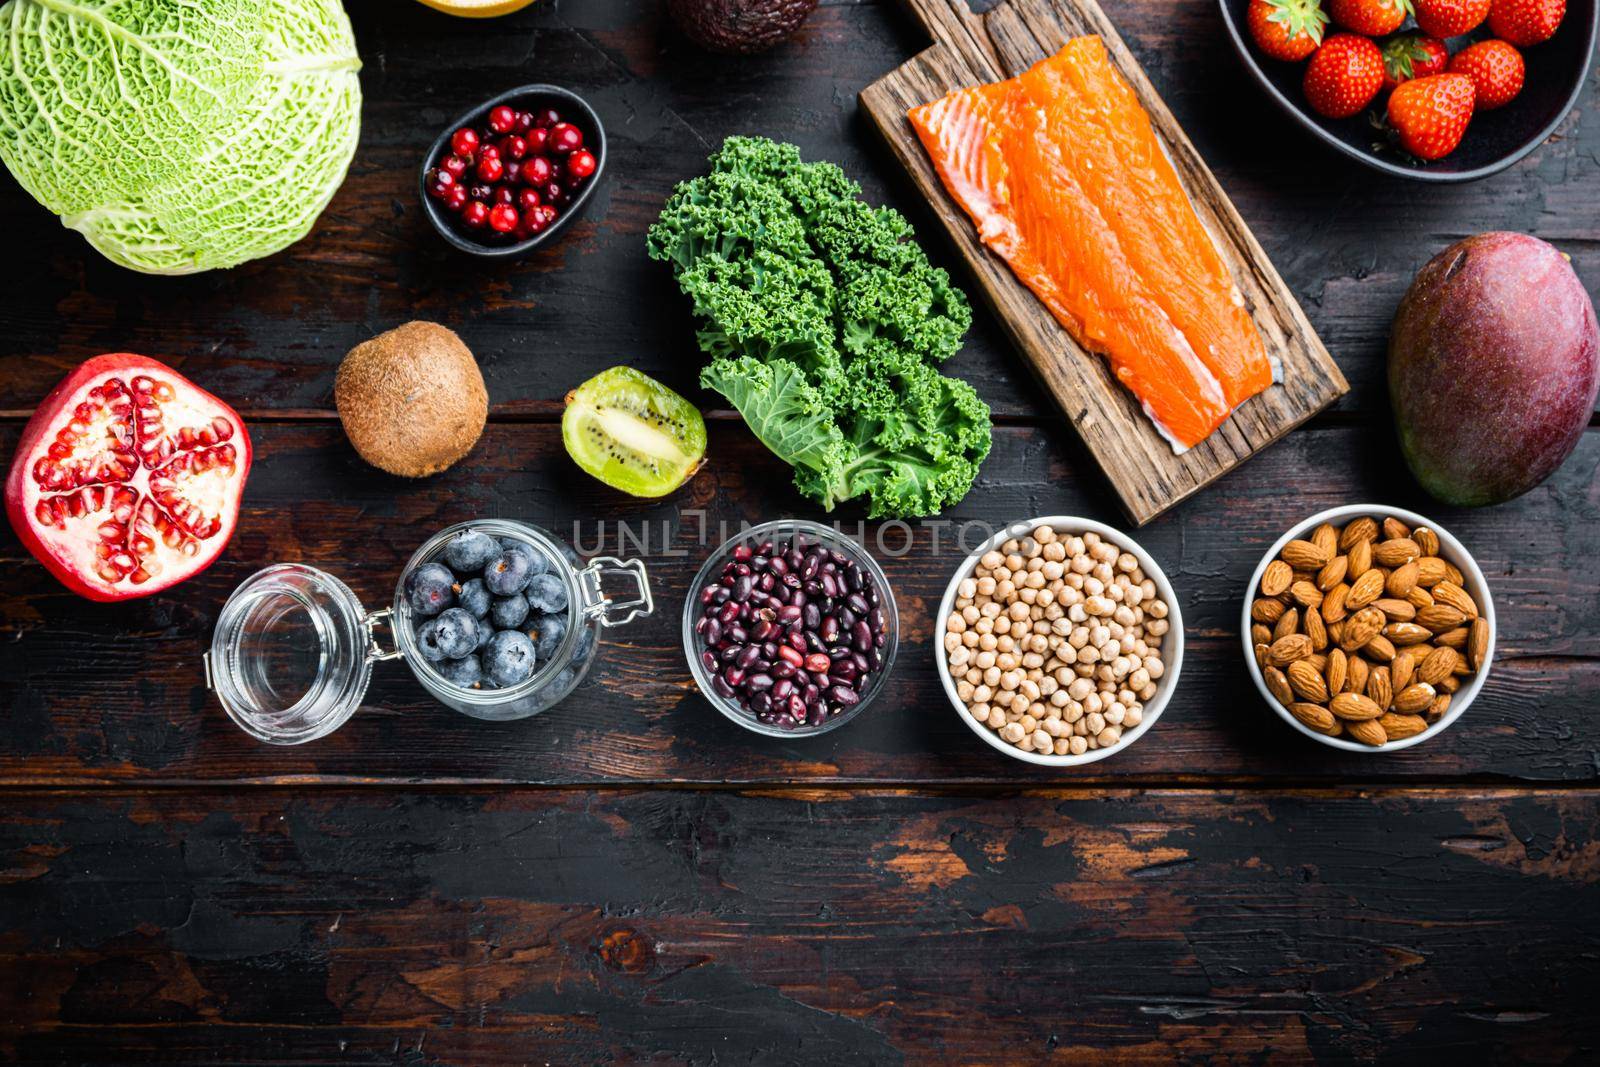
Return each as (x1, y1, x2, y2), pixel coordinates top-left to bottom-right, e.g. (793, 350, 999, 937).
(5, 354, 252, 602)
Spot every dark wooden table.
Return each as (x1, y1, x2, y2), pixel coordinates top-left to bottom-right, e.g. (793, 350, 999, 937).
(2, 0, 1597, 1062)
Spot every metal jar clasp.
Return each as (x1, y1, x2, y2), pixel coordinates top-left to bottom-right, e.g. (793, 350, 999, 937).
(578, 557, 655, 628)
(363, 607, 405, 663)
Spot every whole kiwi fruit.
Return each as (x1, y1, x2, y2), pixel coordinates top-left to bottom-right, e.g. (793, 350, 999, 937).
(335, 321, 488, 478)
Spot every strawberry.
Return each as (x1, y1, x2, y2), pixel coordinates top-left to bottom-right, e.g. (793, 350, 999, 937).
(1488, 0, 1564, 45)
(1413, 0, 1490, 36)
(1330, 0, 1411, 36)
(1387, 73, 1476, 160)
(1449, 39, 1525, 108)
(1303, 34, 1385, 118)
(1248, 0, 1330, 61)
(1382, 33, 1449, 89)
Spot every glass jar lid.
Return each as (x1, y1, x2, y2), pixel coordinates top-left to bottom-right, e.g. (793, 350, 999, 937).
(205, 564, 396, 745)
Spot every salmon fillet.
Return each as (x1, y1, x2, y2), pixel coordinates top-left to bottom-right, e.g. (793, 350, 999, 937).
(909, 36, 1274, 449)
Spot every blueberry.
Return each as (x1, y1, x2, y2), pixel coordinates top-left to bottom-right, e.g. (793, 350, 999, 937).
(416, 618, 449, 661)
(572, 623, 596, 663)
(444, 529, 498, 573)
(435, 654, 483, 689)
(498, 538, 550, 580)
(490, 592, 530, 630)
(525, 572, 568, 614)
(483, 549, 531, 595)
(404, 563, 455, 616)
(532, 611, 568, 661)
(484, 630, 537, 687)
(473, 615, 495, 652)
(431, 608, 479, 659)
(551, 666, 578, 694)
(454, 578, 490, 618)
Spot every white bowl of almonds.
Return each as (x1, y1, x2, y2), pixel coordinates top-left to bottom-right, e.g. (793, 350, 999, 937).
(1243, 505, 1495, 752)
(936, 517, 1183, 766)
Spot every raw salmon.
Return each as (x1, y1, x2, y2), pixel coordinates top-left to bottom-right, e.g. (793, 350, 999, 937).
(909, 36, 1275, 450)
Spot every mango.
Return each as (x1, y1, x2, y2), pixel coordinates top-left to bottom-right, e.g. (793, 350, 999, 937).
(1389, 232, 1598, 506)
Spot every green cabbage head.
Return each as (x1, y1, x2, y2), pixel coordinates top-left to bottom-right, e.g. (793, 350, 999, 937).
(0, 0, 362, 274)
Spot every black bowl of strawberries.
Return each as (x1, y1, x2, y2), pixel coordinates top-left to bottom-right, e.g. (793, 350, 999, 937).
(420, 85, 607, 255)
(1219, 0, 1596, 180)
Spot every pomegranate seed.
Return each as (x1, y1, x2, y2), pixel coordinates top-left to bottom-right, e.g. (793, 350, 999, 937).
(441, 154, 469, 179)
(548, 122, 582, 153)
(523, 156, 553, 185)
(488, 105, 517, 133)
(462, 201, 490, 228)
(526, 127, 549, 154)
(518, 187, 542, 213)
(488, 203, 519, 232)
(500, 135, 527, 161)
(566, 148, 597, 181)
(476, 155, 504, 183)
(450, 128, 479, 157)
(533, 107, 560, 128)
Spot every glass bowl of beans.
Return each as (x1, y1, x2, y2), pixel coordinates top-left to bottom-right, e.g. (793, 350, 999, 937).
(935, 517, 1184, 766)
(684, 520, 898, 737)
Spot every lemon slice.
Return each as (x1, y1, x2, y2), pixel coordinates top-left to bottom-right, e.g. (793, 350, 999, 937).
(413, 0, 539, 16)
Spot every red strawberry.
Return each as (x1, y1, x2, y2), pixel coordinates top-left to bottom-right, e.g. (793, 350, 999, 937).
(1330, 0, 1411, 35)
(1303, 34, 1386, 118)
(1413, 0, 1490, 36)
(1449, 39, 1525, 108)
(1488, 0, 1564, 45)
(1382, 33, 1449, 90)
(1388, 73, 1476, 160)
(1248, 0, 1330, 61)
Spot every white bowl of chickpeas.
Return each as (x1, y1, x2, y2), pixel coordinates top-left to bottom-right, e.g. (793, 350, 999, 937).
(1243, 505, 1495, 752)
(936, 517, 1183, 766)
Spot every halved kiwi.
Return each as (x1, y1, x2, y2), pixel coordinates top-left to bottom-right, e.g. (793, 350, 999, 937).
(562, 367, 707, 497)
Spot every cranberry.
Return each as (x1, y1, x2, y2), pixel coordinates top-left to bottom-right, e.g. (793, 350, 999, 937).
(542, 180, 565, 205)
(536, 205, 559, 227)
(444, 184, 469, 212)
(532, 107, 561, 128)
(467, 183, 493, 201)
(494, 186, 516, 205)
(488, 203, 519, 232)
(500, 135, 527, 161)
(503, 160, 522, 184)
(523, 155, 553, 185)
(441, 154, 469, 179)
(566, 148, 597, 181)
(548, 122, 583, 153)
(476, 155, 504, 183)
(515, 110, 535, 132)
(525, 127, 549, 154)
(461, 201, 490, 228)
(517, 187, 543, 213)
(478, 142, 500, 161)
(488, 104, 517, 134)
(450, 127, 479, 158)
(427, 168, 455, 198)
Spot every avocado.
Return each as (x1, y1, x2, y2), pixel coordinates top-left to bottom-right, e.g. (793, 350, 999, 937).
(667, 0, 819, 54)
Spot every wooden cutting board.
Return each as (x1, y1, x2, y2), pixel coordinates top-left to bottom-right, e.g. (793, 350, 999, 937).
(860, 0, 1349, 525)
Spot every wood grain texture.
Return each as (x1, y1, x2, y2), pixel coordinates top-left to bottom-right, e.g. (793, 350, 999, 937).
(1, 787, 1595, 1064)
(862, 0, 1349, 524)
(4, 421, 1595, 787)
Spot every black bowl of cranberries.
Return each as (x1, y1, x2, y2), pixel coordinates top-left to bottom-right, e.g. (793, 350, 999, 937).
(420, 85, 606, 256)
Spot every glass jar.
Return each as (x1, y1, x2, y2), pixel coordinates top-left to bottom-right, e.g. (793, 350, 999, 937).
(205, 520, 653, 744)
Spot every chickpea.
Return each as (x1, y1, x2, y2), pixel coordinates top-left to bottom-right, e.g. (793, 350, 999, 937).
(1069, 735, 1088, 755)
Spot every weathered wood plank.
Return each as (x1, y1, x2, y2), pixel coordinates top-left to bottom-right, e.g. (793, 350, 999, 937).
(1, 787, 1595, 1062)
(3, 421, 1595, 786)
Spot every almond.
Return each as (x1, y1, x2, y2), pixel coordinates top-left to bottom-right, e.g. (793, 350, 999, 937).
(1416, 556, 1449, 587)
(1251, 622, 1272, 646)
(1311, 522, 1339, 557)
(1413, 527, 1440, 557)
(1251, 598, 1287, 624)
(1346, 655, 1369, 696)
(1417, 647, 1456, 687)
(1268, 634, 1312, 666)
(1281, 539, 1331, 570)
(1378, 712, 1428, 740)
(1307, 652, 1329, 672)
(1405, 586, 1434, 610)
(1385, 560, 1420, 598)
(1416, 604, 1466, 633)
(1347, 569, 1385, 610)
(1383, 622, 1433, 646)
(1260, 559, 1293, 598)
(1393, 682, 1436, 714)
(1289, 701, 1339, 735)
(1440, 674, 1461, 692)
(1435, 626, 1469, 649)
(1445, 561, 1465, 585)
(1289, 580, 1324, 611)
(1304, 607, 1328, 652)
(1469, 617, 1490, 672)
(1273, 607, 1300, 642)
(1316, 555, 1348, 591)
(1381, 517, 1411, 540)
(1364, 634, 1397, 662)
(1346, 717, 1388, 746)
(1431, 581, 1479, 619)
(1374, 537, 1421, 567)
(1427, 691, 1451, 722)
(1347, 538, 1373, 579)
(1325, 648, 1348, 695)
(1373, 598, 1416, 622)
(1321, 584, 1351, 623)
(1331, 691, 1383, 721)
(1264, 665, 1294, 706)
(1366, 665, 1392, 710)
(1339, 516, 1378, 550)
(1339, 606, 1386, 650)
(1391, 650, 1415, 694)
(1287, 659, 1330, 702)
(1254, 642, 1270, 669)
